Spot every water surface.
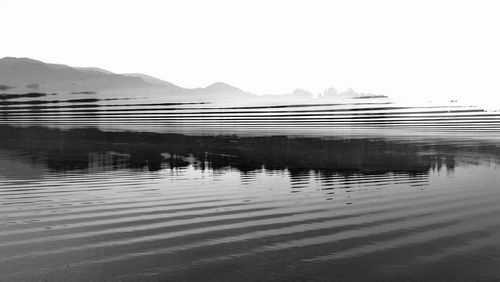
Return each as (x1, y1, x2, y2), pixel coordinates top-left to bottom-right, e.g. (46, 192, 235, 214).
(1, 126, 499, 281)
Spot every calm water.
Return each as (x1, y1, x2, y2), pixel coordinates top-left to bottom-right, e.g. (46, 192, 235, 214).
(1, 126, 500, 281)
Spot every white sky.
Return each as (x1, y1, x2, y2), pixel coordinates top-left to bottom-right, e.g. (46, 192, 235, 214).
(1, 0, 499, 105)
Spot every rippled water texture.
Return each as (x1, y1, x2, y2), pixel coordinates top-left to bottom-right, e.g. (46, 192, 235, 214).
(2, 94, 500, 138)
(1, 125, 500, 281)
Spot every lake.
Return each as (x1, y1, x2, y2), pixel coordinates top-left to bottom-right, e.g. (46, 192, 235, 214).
(1, 125, 499, 281)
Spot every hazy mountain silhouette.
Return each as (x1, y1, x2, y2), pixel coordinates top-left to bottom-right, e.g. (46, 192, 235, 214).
(0, 57, 152, 92)
(75, 67, 115, 75)
(190, 82, 252, 99)
(0, 57, 255, 101)
(0, 57, 386, 102)
(122, 73, 180, 88)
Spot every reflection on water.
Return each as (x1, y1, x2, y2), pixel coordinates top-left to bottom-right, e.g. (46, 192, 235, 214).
(1, 126, 500, 281)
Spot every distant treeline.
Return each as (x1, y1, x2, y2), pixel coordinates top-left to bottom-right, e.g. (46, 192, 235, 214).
(2, 125, 498, 176)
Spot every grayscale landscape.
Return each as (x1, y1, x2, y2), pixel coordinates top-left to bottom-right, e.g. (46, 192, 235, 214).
(1, 1, 500, 282)
(1, 56, 500, 282)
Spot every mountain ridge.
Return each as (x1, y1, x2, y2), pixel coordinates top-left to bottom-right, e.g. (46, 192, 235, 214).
(0, 57, 248, 97)
(0, 57, 384, 102)
(0, 57, 151, 91)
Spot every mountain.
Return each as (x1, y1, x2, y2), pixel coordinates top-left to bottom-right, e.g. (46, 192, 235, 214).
(182, 82, 252, 101)
(0, 57, 375, 103)
(0, 57, 153, 93)
(205, 82, 243, 93)
(0, 57, 253, 101)
(122, 73, 180, 88)
(75, 67, 115, 75)
(203, 82, 249, 96)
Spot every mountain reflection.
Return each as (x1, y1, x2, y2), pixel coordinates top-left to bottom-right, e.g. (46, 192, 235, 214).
(1, 125, 499, 180)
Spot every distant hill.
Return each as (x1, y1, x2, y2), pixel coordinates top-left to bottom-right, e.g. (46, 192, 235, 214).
(0, 57, 153, 93)
(169, 82, 252, 101)
(205, 82, 243, 93)
(122, 73, 180, 88)
(202, 82, 251, 98)
(0, 57, 254, 101)
(0, 56, 383, 103)
(75, 67, 115, 75)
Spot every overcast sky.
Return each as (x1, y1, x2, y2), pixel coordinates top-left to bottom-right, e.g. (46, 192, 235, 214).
(1, 0, 499, 105)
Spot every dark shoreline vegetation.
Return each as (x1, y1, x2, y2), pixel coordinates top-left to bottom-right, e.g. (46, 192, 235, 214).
(0, 97, 137, 107)
(71, 91, 97, 95)
(0, 84, 15, 91)
(0, 92, 51, 100)
(1, 125, 499, 175)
